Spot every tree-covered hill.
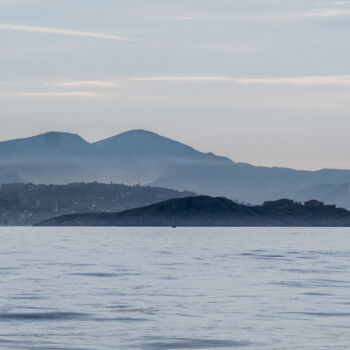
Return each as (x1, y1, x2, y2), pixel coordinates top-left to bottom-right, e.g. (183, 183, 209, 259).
(0, 182, 195, 226)
(36, 196, 350, 227)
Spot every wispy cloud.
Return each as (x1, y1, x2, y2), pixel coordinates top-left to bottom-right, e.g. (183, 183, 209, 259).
(232, 76, 350, 86)
(17, 91, 103, 98)
(0, 24, 136, 42)
(0, 0, 36, 5)
(131, 75, 350, 86)
(50, 80, 118, 88)
(0, 81, 16, 86)
(302, 8, 350, 18)
(132, 76, 229, 82)
(128, 6, 350, 24)
(0, 23, 244, 52)
(126, 8, 208, 22)
(332, 1, 350, 4)
(174, 16, 208, 21)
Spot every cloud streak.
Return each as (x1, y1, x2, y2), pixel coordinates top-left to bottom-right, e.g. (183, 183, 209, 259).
(232, 76, 350, 86)
(132, 76, 229, 82)
(50, 80, 118, 87)
(132, 75, 350, 86)
(302, 8, 350, 18)
(18, 91, 103, 98)
(0, 24, 137, 42)
(0, 24, 241, 52)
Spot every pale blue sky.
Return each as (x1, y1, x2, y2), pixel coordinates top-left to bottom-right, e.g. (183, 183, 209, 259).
(1, 0, 350, 169)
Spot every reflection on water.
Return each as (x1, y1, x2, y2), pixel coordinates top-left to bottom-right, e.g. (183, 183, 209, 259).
(0, 227, 350, 349)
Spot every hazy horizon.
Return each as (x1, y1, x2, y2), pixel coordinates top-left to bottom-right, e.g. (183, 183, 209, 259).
(1, 0, 350, 170)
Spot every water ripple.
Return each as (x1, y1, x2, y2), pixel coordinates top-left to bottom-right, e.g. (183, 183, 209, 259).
(141, 338, 255, 349)
(0, 312, 89, 321)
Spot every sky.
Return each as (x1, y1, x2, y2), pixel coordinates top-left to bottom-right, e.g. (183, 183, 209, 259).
(1, 0, 350, 170)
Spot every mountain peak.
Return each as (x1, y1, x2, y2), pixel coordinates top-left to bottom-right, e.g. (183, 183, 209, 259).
(34, 131, 87, 142)
(0, 131, 90, 158)
(116, 129, 160, 137)
(93, 129, 200, 157)
(39, 131, 80, 137)
(100, 129, 168, 142)
(0, 131, 85, 144)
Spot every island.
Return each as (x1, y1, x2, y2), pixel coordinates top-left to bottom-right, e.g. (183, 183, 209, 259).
(34, 196, 350, 227)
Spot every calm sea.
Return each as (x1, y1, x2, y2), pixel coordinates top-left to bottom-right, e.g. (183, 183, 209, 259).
(0, 227, 350, 349)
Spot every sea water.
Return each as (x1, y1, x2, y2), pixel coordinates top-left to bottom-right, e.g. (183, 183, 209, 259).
(0, 227, 350, 349)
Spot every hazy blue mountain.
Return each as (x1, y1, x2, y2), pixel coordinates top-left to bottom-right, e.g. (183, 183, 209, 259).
(91, 129, 232, 184)
(0, 132, 90, 159)
(93, 129, 215, 160)
(1, 129, 350, 207)
(0, 132, 93, 184)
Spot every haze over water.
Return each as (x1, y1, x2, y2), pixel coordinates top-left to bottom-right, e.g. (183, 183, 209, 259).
(0, 227, 350, 349)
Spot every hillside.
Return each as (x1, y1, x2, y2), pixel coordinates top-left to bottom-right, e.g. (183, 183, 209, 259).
(1, 129, 350, 207)
(35, 196, 350, 227)
(294, 182, 350, 210)
(0, 182, 194, 226)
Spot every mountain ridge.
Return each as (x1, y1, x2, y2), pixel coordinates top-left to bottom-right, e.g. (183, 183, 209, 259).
(1, 129, 350, 208)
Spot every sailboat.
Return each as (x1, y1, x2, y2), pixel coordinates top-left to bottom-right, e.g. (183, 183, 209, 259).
(172, 216, 177, 228)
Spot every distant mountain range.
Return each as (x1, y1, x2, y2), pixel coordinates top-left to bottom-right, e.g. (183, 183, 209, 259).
(35, 196, 350, 227)
(1, 129, 350, 208)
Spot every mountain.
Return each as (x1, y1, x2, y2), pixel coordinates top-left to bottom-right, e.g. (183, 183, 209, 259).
(35, 196, 350, 227)
(0, 131, 90, 159)
(0, 132, 92, 184)
(1, 129, 350, 207)
(91, 129, 233, 184)
(0, 182, 195, 226)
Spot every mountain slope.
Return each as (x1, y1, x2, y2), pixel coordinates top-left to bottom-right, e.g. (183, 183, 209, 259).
(294, 182, 350, 209)
(0, 182, 195, 226)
